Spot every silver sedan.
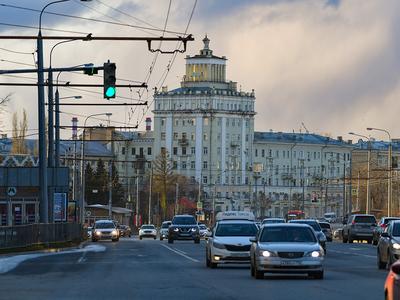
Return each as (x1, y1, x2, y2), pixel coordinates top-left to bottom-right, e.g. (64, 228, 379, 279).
(250, 223, 324, 279)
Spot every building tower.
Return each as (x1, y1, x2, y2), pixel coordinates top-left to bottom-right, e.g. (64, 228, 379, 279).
(153, 36, 256, 213)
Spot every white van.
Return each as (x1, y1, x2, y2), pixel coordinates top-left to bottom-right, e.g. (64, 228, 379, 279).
(324, 212, 336, 223)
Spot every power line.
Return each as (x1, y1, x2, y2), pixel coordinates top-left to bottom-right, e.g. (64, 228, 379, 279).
(0, 3, 187, 36)
(0, 47, 34, 55)
(0, 21, 89, 35)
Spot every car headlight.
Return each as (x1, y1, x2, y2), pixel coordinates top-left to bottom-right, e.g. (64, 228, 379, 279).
(173, 228, 179, 232)
(306, 250, 323, 258)
(259, 250, 276, 257)
(393, 243, 400, 250)
(95, 231, 101, 236)
(213, 242, 225, 249)
(191, 228, 197, 232)
(111, 230, 118, 235)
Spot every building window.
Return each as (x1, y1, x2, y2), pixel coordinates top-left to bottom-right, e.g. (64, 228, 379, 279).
(203, 147, 208, 155)
(147, 147, 152, 155)
(161, 118, 165, 126)
(182, 161, 187, 169)
(175, 119, 179, 126)
(191, 147, 195, 155)
(191, 133, 195, 141)
(203, 161, 208, 169)
(276, 150, 279, 158)
(217, 147, 221, 155)
(190, 161, 195, 169)
(139, 147, 144, 157)
(173, 161, 177, 169)
(204, 118, 209, 126)
(255, 149, 258, 157)
(203, 134, 208, 141)
(161, 132, 166, 140)
(203, 176, 208, 184)
(173, 132, 178, 140)
(121, 147, 125, 155)
(173, 147, 178, 155)
(262, 149, 265, 157)
(182, 132, 187, 139)
(131, 147, 136, 156)
(182, 147, 187, 155)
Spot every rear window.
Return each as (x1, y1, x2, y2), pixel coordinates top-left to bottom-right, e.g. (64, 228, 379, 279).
(290, 220, 321, 232)
(141, 225, 155, 229)
(319, 223, 331, 229)
(262, 219, 285, 224)
(384, 218, 400, 225)
(354, 216, 376, 224)
(393, 223, 400, 236)
(215, 223, 258, 237)
(95, 222, 115, 229)
(172, 216, 196, 225)
(161, 223, 171, 229)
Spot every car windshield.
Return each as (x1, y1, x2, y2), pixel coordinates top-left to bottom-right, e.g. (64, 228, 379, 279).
(199, 225, 207, 230)
(260, 226, 317, 243)
(319, 223, 331, 229)
(392, 224, 400, 236)
(172, 216, 196, 225)
(384, 218, 400, 224)
(263, 219, 285, 224)
(215, 223, 258, 237)
(95, 222, 115, 229)
(161, 223, 170, 228)
(354, 216, 376, 223)
(141, 225, 155, 229)
(290, 221, 321, 231)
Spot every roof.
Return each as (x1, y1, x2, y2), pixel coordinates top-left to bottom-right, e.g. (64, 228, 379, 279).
(60, 141, 112, 157)
(254, 131, 351, 147)
(353, 140, 400, 152)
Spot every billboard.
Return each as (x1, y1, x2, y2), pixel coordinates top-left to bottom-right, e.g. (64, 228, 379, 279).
(54, 192, 67, 222)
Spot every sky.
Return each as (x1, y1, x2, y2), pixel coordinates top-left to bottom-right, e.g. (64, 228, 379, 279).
(0, 0, 399, 142)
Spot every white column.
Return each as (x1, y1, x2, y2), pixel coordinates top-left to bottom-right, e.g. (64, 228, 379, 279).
(221, 116, 226, 184)
(166, 116, 173, 155)
(241, 118, 246, 184)
(195, 116, 203, 182)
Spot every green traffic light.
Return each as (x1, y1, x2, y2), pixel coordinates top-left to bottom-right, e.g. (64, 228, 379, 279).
(105, 86, 116, 98)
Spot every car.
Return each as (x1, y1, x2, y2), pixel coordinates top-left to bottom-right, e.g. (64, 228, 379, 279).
(262, 218, 286, 225)
(250, 223, 324, 279)
(139, 224, 157, 240)
(168, 215, 200, 244)
(92, 220, 119, 242)
(385, 260, 400, 300)
(118, 225, 132, 237)
(342, 214, 377, 244)
(323, 212, 337, 223)
(160, 221, 171, 240)
(377, 220, 400, 269)
(198, 224, 210, 238)
(205, 211, 258, 268)
(318, 222, 333, 242)
(333, 228, 343, 239)
(373, 217, 400, 246)
(289, 219, 327, 252)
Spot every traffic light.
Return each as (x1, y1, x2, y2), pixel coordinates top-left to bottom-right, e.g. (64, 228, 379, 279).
(103, 62, 116, 99)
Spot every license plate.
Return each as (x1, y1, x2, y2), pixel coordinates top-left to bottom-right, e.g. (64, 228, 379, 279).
(232, 253, 248, 257)
(280, 260, 300, 266)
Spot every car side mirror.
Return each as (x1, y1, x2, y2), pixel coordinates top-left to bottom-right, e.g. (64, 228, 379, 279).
(392, 263, 400, 275)
(249, 237, 257, 243)
(381, 232, 389, 238)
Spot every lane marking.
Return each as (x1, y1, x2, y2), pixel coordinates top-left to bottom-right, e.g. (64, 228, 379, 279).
(77, 251, 87, 263)
(329, 249, 375, 258)
(161, 244, 200, 263)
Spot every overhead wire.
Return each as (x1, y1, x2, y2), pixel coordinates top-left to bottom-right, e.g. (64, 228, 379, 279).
(0, 21, 90, 35)
(0, 47, 34, 55)
(136, 0, 198, 127)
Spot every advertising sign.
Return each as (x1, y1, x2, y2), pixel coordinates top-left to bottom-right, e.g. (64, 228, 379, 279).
(54, 193, 67, 222)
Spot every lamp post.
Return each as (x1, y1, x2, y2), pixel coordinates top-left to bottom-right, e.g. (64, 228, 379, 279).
(349, 132, 372, 214)
(367, 127, 392, 217)
(80, 112, 112, 224)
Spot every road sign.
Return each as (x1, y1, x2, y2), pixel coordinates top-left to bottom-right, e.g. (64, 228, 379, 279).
(7, 187, 16, 197)
(86, 210, 92, 217)
(197, 201, 203, 210)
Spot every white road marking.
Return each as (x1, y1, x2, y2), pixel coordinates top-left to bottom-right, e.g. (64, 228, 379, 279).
(330, 249, 375, 258)
(0, 244, 106, 274)
(77, 251, 87, 263)
(161, 244, 200, 263)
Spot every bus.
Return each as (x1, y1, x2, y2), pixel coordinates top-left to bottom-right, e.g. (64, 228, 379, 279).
(285, 210, 305, 221)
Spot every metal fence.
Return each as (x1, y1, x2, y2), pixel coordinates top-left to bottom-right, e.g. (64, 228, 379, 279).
(0, 223, 85, 250)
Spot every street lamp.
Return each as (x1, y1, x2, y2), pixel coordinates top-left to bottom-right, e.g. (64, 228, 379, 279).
(367, 127, 392, 216)
(349, 132, 372, 214)
(59, 96, 82, 100)
(80, 112, 112, 224)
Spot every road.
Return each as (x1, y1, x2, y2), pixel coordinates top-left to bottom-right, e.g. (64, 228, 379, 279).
(0, 238, 388, 300)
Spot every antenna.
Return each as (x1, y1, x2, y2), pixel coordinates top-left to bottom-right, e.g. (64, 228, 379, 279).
(301, 122, 310, 134)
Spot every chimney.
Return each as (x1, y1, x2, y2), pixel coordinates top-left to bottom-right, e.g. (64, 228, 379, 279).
(347, 140, 353, 145)
(72, 117, 78, 140)
(145, 117, 152, 131)
(337, 136, 343, 142)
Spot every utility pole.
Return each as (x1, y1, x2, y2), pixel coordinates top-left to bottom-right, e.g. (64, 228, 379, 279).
(175, 182, 179, 215)
(108, 161, 112, 219)
(135, 171, 139, 227)
(148, 167, 152, 224)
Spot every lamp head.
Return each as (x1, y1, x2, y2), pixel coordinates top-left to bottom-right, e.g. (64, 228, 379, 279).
(366, 128, 373, 131)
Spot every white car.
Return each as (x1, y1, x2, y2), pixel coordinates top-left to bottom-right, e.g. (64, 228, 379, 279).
(206, 211, 258, 268)
(199, 224, 210, 238)
(92, 220, 119, 242)
(139, 224, 157, 240)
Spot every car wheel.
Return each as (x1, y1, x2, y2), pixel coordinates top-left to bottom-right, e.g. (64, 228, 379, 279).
(140, 236, 142, 240)
(342, 235, 348, 243)
(154, 237, 156, 240)
(160, 236, 164, 241)
(373, 239, 378, 246)
(377, 250, 386, 269)
(112, 238, 119, 242)
(194, 238, 200, 244)
(206, 250, 211, 268)
(92, 239, 97, 242)
(387, 250, 394, 269)
(310, 271, 324, 279)
(168, 238, 174, 244)
(349, 236, 354, 243)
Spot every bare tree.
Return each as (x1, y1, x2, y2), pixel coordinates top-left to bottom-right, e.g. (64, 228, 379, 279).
(11, 109, 28, 154)
(0, 93, 11, 133)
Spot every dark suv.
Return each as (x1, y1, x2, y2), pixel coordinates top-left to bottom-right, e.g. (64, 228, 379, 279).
(168, 215, 200, 244)
(342, 214, 377, 244)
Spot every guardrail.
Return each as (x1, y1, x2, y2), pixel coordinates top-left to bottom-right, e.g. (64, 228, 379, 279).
(0, 223, 85, 250)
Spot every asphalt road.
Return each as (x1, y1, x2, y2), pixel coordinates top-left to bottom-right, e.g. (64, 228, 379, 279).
(0, 238, 388, 300)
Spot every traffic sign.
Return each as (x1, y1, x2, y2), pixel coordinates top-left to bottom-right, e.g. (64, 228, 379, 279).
(7, 187, 16, 197)
(86, 210, 92, 217)
(197, 201, 203, 210)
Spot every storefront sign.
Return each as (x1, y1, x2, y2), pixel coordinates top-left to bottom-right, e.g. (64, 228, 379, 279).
(54, 193, 67, 222)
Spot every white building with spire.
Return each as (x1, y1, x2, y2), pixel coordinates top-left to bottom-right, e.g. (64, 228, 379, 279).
(153, 36, 256, 212)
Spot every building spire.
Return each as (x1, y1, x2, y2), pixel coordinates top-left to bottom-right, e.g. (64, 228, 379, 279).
(203, 34, 210, 50)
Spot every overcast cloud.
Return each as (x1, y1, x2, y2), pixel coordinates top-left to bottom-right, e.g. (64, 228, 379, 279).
(0, 0, 399, 141)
